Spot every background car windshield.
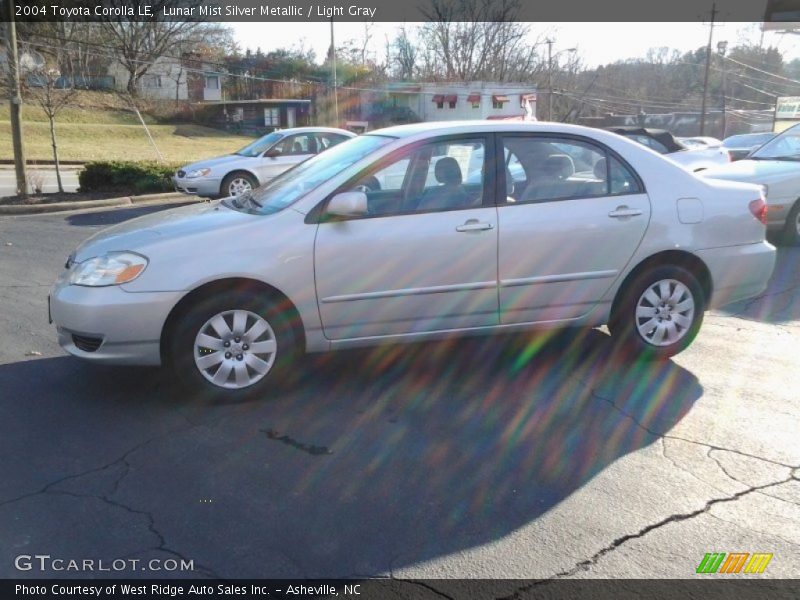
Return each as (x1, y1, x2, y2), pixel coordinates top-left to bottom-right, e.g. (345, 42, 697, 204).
(248, 134, 395, 214)
(751, 125, 800, 160)
(235, 132, 284, 157)
(724, 133, 773, 147)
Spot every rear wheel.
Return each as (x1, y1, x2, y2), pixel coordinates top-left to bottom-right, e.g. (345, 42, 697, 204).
(167, 291, 297, 401)
(221, 172, 258, 198)
(610, 265, 705, 360)
(783, 201, 800, 246)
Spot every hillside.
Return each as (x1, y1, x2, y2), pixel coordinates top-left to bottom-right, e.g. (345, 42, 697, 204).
(0, 92, 255, 163)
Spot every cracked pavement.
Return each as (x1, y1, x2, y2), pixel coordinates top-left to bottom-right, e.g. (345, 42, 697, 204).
(0, 206, 798, 581)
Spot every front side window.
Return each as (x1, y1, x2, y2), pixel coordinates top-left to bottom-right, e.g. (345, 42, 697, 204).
(343, 138, 486, 217)
(273, 134, 317, 155)
(500, 136, 641, 203)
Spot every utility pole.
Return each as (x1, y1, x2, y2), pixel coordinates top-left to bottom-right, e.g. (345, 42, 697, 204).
(547, 39, 553, 122)
(3, 0, 28, 197)
(699, 1, 717, 136)
(718, 40, 728, 138)
(330, 18, 339, 126)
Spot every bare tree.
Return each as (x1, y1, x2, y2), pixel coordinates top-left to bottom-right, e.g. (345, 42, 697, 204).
(98, 2, 233, 95)
(392, 26, 418, 80)
(418, 0, 540, 82)
(25, 64, 78, 193)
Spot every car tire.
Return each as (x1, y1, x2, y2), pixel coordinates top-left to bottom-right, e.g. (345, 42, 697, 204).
(783, 201, 800, 246)
(609, 265, 705, 360)
(220, 172, 258, 198)
(167, 290, 297, 402)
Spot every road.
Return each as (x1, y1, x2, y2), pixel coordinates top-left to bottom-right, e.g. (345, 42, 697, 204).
(0, 165, 80, 197)
(0, 205, 797, 585)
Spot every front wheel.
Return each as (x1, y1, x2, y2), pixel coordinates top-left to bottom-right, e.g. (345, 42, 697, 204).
(221, 172, 258, 198)
(610, 265, 705, 360)
(167, 291, 297, 401)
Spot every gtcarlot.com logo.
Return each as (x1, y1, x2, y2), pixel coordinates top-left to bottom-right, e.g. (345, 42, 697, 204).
(696, 552, 773, 574)
(14, 554, 194, 572)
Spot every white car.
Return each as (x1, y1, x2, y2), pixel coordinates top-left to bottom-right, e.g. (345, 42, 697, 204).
(51, 121, 775, 400)
(173, 127, 355, 199)
(703, 123, 800, 245)
(606, 127, 730, 172)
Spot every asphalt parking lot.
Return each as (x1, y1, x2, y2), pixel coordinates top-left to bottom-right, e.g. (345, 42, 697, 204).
(0, 205, 798, 582)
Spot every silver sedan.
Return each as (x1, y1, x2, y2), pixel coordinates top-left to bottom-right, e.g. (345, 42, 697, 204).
(51, 121, 776, 401)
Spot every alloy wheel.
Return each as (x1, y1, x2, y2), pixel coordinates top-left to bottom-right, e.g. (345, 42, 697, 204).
(193, 309, 277, 389)
(634, 279, 695, 347)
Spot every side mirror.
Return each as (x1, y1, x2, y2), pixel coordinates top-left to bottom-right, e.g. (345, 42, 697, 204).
(327, 192, 367, 217)
(264, 148, 282, 158)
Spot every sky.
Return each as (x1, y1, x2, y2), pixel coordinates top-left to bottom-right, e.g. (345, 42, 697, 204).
(230, 22, 800, 69)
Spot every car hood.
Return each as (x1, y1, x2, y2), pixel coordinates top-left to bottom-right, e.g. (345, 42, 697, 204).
(180, 154, 254, 173)
(73, 201, 258, 262)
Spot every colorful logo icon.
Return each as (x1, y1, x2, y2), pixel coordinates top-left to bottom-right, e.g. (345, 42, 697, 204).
(696, 553, 773, 574)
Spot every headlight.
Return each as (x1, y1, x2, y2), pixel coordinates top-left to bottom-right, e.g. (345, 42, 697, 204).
(186, 168, 211, 178)
(69, 252, 149, 287)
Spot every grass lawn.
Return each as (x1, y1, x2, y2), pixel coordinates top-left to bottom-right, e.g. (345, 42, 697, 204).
(0, 103, 256, 163)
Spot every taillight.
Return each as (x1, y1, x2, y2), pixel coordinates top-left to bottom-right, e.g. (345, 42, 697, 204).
(749, 197, 768, 225)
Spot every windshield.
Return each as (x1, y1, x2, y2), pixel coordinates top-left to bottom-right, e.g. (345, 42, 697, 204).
(723, 133, 771, 147)
(235, 132, 284, 157)
(750, 125, 800, 160)
(227, 134, 395, 215)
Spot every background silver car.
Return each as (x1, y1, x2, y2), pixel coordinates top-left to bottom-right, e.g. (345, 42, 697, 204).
(173, 126, 355, 199)
(52, 121, 775, 401)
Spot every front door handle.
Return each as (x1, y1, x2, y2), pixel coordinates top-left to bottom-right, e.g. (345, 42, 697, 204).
(456, 219, 494, 232)
(608, 205, 643, 219)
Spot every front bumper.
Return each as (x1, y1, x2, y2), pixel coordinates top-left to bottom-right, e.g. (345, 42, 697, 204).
(173, 175, 222, 199)
(696, 240, 777, 309)
(50, 279, 184, 366)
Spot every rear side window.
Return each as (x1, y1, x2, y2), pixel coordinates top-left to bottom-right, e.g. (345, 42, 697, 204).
(500, 135, 643, 203)
(608, 156, 642, 195)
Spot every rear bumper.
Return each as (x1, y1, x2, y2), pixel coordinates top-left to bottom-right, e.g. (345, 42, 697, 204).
(696, 241, 776, 309)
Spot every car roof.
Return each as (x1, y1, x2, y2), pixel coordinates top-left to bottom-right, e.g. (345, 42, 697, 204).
(272, 127, 355, 135)
(366, 120, 626, 140)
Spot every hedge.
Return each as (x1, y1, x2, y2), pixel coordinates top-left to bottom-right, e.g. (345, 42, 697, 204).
(79, 161, 180, 195)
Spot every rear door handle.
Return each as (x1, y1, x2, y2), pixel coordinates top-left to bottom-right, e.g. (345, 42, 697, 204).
(608, 206, 643, 219)
(456, 220, 494, 232)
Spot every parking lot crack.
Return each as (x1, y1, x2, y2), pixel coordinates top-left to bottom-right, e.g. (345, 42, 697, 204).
(49, 488, 221, 579)
(590, 388, 796, 469)
(496, 471, 798, 592)
(659, 438, 734, 494)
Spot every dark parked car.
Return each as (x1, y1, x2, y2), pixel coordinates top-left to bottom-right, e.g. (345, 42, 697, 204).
(604, 126, 730, 171)
(722, 132, 776, 161)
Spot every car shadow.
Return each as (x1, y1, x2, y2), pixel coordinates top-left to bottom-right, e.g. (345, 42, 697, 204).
(64, 203, 196, 227)
(716, 245, 800, 324)
(0, 328, 703, 578)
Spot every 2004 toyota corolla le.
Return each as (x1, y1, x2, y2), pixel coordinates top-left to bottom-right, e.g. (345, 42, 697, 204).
(50, 122, 776, 400)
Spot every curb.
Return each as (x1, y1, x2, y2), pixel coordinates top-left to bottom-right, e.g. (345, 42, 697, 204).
(0, 192, 199, 215)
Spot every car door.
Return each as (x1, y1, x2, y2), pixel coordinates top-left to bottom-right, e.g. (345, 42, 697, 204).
(256, 133, 316, 183)
(496, 134, 651, 324)
(314, 136, 499, 340)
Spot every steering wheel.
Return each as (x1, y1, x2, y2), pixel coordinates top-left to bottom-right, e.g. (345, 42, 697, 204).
(353, 176, 381, 193)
